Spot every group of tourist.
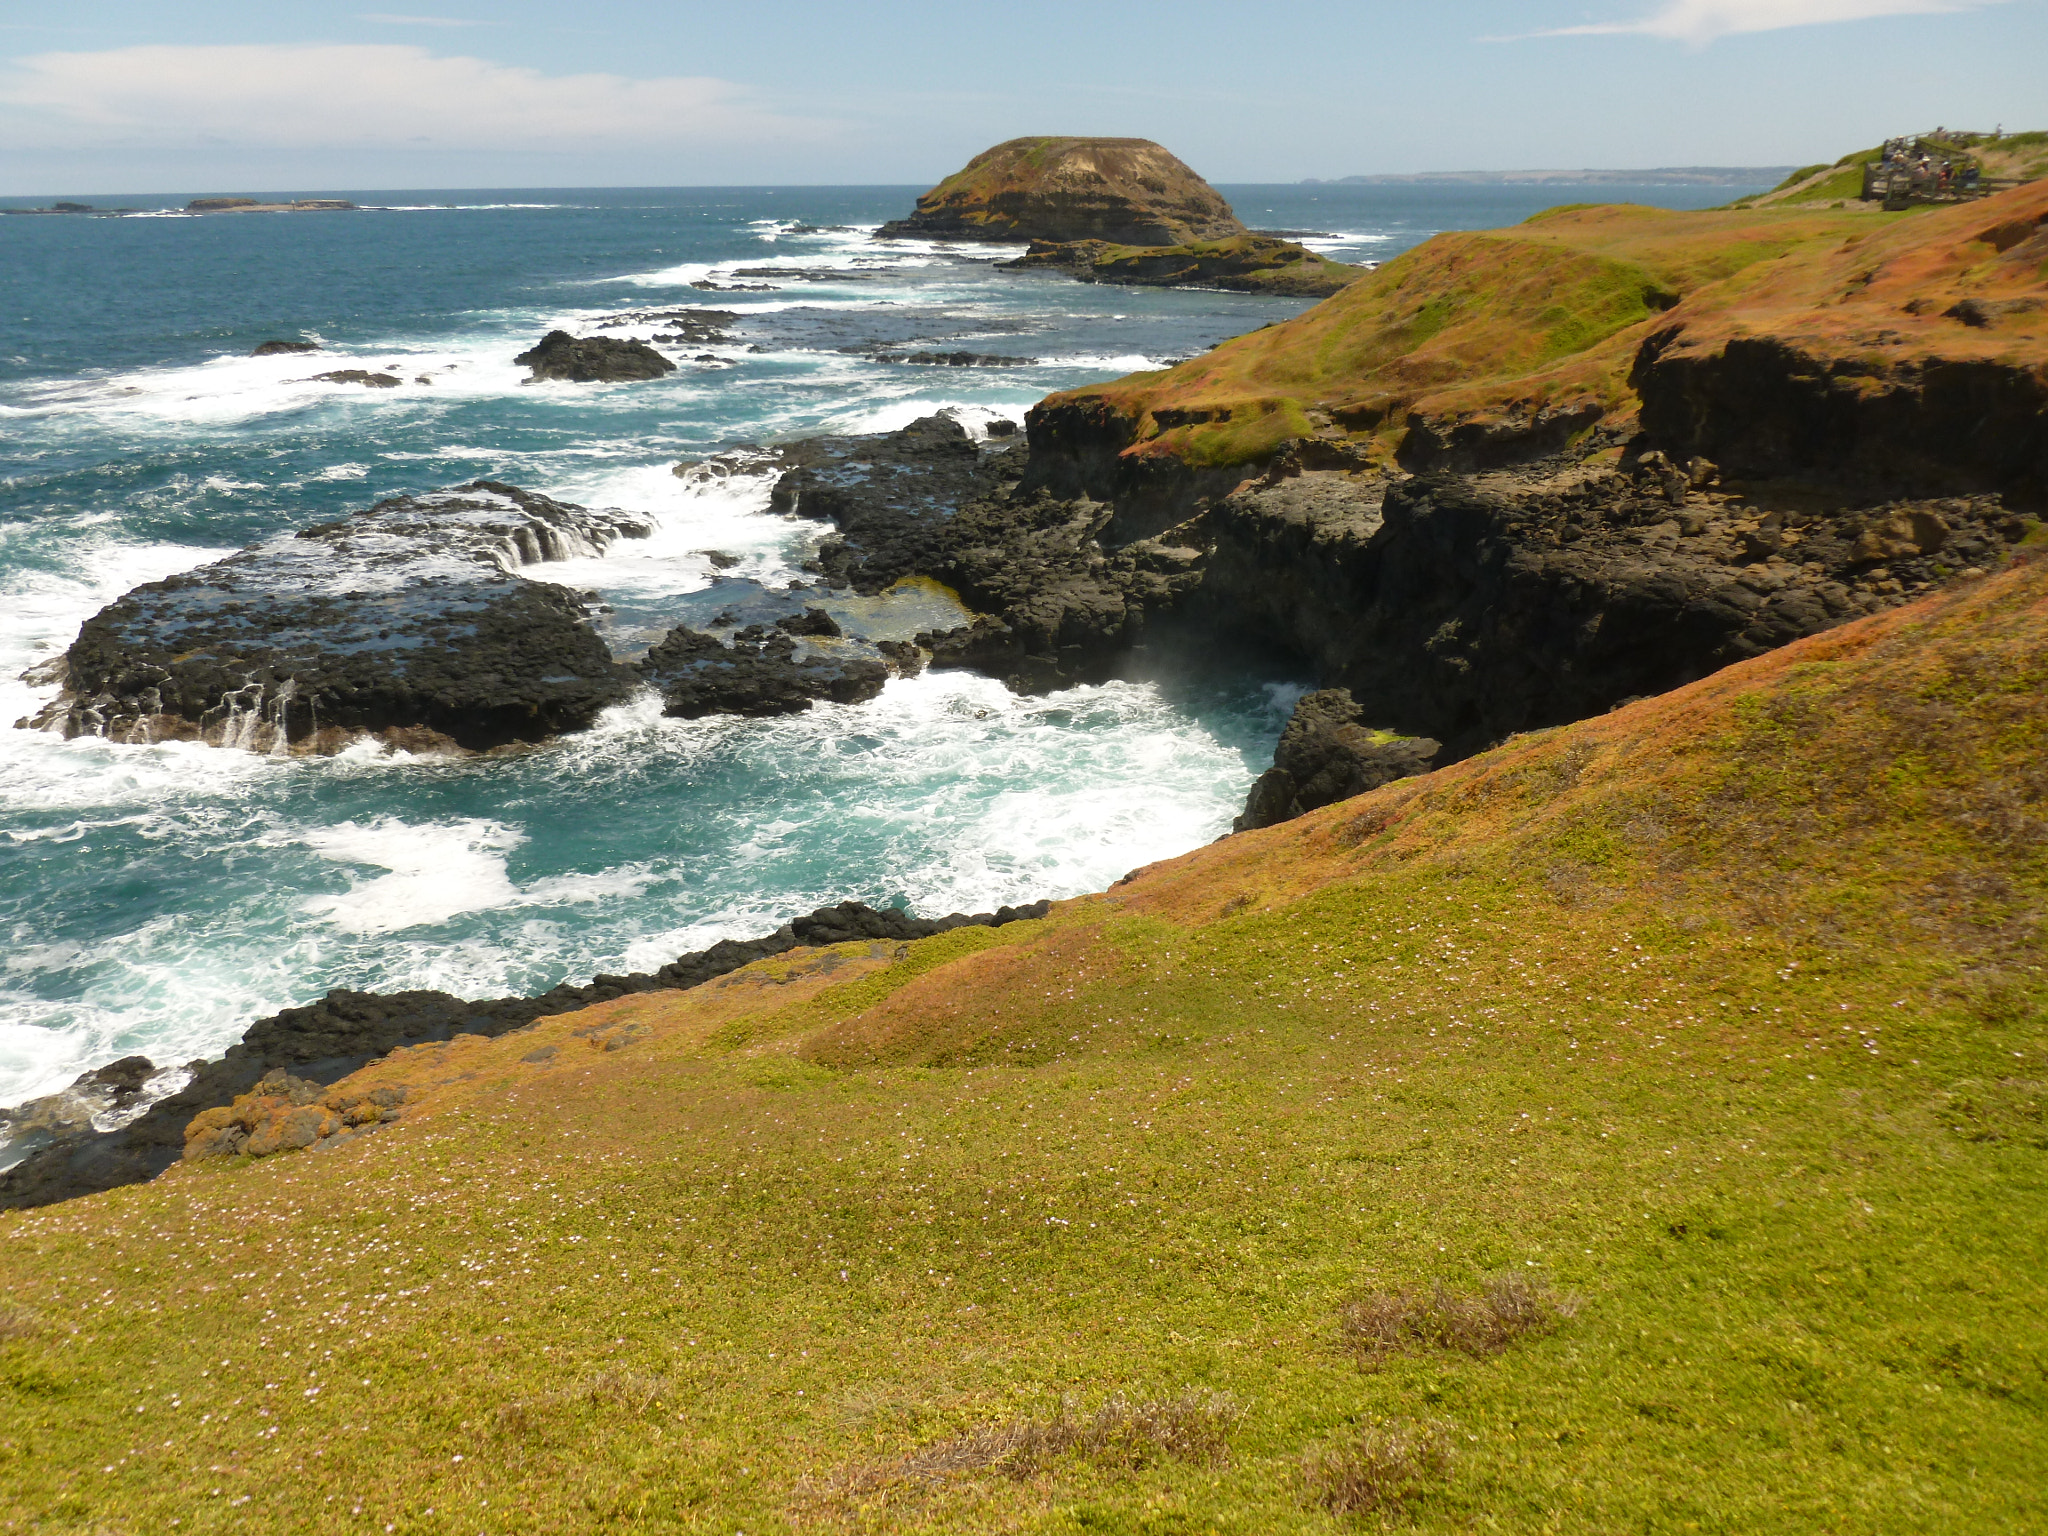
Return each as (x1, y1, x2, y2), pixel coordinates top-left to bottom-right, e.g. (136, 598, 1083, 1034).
(1869, 134, 1981, 199)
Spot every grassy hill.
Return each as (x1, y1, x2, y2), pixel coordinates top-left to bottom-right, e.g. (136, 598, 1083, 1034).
(1031, 175, 2048, 481)
(3, 549, 2043, 1532)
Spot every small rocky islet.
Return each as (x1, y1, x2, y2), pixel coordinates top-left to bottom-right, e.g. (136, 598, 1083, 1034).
(878, 135, 1368, 297)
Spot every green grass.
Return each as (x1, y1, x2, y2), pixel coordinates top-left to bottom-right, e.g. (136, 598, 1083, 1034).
(3, 568, 2045, 1533)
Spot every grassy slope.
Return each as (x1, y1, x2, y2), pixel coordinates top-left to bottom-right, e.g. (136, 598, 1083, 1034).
(1048, 177, 2048, 473)
(4, 561, 2046, 1535)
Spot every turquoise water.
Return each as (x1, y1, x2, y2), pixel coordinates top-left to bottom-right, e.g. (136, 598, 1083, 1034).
(0, 180, 1766, 1105)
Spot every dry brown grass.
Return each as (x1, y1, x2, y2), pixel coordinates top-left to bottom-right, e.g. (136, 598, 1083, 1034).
(815, 1390, 1237, 1501)
(0, 1302, 40, 1341)
(1340, 1272, 1580, 1366)
(1303, 1417, 1458, 1520)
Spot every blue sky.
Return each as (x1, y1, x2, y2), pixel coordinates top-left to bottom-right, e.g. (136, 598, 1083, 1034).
(1, 0, 2043, 194)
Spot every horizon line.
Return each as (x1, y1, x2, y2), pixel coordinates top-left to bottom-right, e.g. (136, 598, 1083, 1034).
(0, 168, 1799, 202)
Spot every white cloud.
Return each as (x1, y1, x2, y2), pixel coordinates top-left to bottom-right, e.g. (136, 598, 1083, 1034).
(0, 43, 827, 153)
(1525, 0, 2005, 44)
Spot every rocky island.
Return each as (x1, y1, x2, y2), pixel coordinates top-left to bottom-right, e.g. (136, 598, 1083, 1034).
(877, 136, 1247, 245)
(879, 135, 1365, 297)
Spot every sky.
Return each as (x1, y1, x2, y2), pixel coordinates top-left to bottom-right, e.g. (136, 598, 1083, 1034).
(1, 0, 2043, 195)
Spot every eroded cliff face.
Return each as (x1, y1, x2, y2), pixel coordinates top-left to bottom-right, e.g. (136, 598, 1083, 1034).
(1632, 333, 2048, 503)
(1192, 466, 2025, 758)
(877, 137, 1247, 246)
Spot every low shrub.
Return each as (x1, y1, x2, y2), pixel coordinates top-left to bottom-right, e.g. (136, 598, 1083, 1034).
(822, 1390, 1237, 1498)
(1304, 1417, 1457, 1519)
(1339, 1272, 1580, 1365)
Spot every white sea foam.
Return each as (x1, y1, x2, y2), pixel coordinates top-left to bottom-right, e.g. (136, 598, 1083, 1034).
(1038, 353, 1167, 373)
(0, 193, 1305, 1112)
(526, 459, 802, 596)
(296, 818, 526, 934)
(376, 203, 573, 212)
(817, 398, 1038, 438)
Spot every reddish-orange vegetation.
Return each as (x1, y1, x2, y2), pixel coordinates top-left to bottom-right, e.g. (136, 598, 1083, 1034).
(1033, 180, 2048, 478)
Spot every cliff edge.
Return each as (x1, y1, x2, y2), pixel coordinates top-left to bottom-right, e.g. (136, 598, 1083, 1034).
(877, 136, 1248, 245)
(1027, 176, 2048, 503)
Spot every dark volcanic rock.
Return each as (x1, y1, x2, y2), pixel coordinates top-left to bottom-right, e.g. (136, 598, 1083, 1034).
(22, 481, 651, 753)
(638, 615, 890, 718)
(1192, 466, 2022, 759)
(0, 898, 1053, 1211)
(1003, 234, 1363, 298)
(876, 351, 1039, 367)
(515, 330, 677, 383)
(0, 1056, 188, 1169)
(1631, 327, 2048, 503)
(765, 414, 1206, 692)
(313, 369, 401, 387)
(1235, 689, 1439, 830)
(253, 339, 319, 356)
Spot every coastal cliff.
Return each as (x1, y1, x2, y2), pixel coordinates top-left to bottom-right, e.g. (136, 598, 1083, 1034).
(1025, 177, 2048, 500)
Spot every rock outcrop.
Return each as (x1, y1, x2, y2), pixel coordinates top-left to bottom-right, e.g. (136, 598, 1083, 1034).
(252, 339, 318, 356)
(515, 330, 677, 383)
(638, 609, 892, 718)
(1191, 464, 2028, 761)
(22, 481, 650, 753)
(1236, 690, 1439, 831)
(1004, 234, 1365, 298)
(182, 1073, 410, 1163)
(766, 414, 1208, 692)
(877, 137, 1247, 246)
(0, 898, 1051, 1211)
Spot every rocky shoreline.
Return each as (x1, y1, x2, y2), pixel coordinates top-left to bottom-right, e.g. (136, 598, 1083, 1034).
(0, 898, 1051, 1211)
(10, 169, 2042, 1218)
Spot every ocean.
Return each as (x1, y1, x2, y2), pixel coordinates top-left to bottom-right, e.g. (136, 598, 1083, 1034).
(0, 178, 1764, 1113)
